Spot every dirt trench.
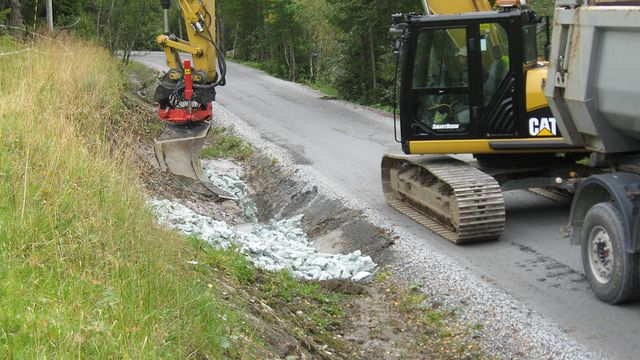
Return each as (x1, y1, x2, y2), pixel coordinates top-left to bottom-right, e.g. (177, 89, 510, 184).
(244, 155, 394, 260)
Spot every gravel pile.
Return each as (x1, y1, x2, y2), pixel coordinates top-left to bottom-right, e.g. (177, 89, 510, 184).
(151, 168, 376, 282)
(203, 162, 258, 222)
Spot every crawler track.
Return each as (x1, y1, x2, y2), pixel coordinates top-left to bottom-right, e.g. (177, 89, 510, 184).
(382, 155, 505, 243)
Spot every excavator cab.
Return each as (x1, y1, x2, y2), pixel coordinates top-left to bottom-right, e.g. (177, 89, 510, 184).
(391, 7, 572, 155)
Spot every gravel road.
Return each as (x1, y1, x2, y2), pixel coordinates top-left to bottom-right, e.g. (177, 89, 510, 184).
(133, 52, 640, 359)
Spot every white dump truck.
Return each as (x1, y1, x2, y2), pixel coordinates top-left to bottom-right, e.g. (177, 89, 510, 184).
(546, 0, 640, 304)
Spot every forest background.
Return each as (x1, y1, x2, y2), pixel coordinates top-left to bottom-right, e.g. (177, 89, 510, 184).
(1, 0, 553, 108)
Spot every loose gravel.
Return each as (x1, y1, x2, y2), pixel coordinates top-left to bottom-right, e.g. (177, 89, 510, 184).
(211, 101, 602, 360)
(151, 165, 376, 282)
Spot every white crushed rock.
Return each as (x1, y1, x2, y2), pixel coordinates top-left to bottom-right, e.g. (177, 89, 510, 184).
(151, 199, 375, 281)
(151, 161, 375, 281)
(202, 160, 258, 222)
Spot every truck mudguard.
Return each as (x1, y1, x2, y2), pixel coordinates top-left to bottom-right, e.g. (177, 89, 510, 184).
(570, 173, 640, 254)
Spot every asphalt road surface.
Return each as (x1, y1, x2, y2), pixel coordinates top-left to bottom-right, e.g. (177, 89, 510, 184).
(134, 52, 640, 359)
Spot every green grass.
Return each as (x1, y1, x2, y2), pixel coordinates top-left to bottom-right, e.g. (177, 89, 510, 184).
(126, 60, 160, 90)
(0, 35, 258, 359)
(201, 127, 254, 160)
(369, 103, 394, 113)
(0, 35, 19, 51)
(530, 0, 556, 16)
(305, 80, 339, 98)
(0, 34, 494, 359)
(228, 57, 269, 72)
(386, 276, 488, 359)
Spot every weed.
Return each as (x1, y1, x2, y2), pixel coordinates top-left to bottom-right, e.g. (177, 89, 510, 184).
(201, 126, 254, 160)
(374, 269, 393, 282)
(305, 80, 339, 98)
(379, 278, 489, 359)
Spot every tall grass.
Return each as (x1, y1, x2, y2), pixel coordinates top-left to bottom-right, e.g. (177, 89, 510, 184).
(0, 35, 248, 358)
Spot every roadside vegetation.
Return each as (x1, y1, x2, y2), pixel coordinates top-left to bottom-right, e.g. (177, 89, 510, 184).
(201, 127, 254, 161)
(1, 0, 556, 112)
(221, 0, 554, 110)
(0, 34, 250, 358)
(0, 33, 354, 359)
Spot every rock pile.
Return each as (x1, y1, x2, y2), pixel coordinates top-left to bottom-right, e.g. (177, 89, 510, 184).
(151, 171, 376, 281)
(151, 200, 375, 281)
(203, 161, 258, 222)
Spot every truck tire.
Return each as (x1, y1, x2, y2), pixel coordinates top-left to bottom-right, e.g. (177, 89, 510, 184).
(581, 202, 640, 304)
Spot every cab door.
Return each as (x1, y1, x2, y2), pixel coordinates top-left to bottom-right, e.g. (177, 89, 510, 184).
(476, 21, 517, 138)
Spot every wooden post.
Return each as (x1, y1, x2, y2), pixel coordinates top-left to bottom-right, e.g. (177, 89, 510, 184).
(46, 0, 53, 30)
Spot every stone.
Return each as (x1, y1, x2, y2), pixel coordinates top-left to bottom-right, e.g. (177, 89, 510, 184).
(351, 271, 371, 281)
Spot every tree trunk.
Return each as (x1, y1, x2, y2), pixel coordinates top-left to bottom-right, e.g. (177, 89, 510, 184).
(123, 38, 135, 65)
(369, 30, 378, 91)
(217, 16, 225, 51)
(232, 23, 239, 57)
(291, 47, 296, 82)
(9, 0, 24, 39)
(360, 36, 368, 96)
(105, 0, 116, 51)
(317, 47, 322, 79)
(282, 34, 292, 80)
(96, 0, 104, 36)
(32, 0, 37, 30)
(309, 50, 314, 81)
(45, 0, 53, 30)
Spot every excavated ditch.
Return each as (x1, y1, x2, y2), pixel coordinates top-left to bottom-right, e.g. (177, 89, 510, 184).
(210, 102, 598, 360)
(244, 154, 394, 263)
(150, 157, 382, 282)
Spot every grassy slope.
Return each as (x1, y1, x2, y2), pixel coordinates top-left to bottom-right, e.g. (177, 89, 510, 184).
(0, 35, 253, 359)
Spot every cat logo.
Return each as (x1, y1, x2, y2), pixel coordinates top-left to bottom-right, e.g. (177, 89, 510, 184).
(529, 117, 557, 137)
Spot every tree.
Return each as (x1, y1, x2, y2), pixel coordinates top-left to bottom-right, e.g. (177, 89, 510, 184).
(9, 0, 24, 38)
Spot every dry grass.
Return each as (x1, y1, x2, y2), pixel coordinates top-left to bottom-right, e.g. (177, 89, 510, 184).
(0, 34, 250, 359)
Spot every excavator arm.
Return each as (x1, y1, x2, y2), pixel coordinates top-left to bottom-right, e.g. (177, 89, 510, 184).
(421, 0, 491, 15)
(157, 0, 221, 82)
(152, 0, 235, 200)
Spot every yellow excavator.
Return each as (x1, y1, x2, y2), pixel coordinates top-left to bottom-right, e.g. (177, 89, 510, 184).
(408, 0, 640, 303)
(153, 0, 236, 199)
(383, 0, 591, 243)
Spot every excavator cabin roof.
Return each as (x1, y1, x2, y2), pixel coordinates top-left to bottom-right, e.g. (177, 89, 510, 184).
(396, 8, 534, 26)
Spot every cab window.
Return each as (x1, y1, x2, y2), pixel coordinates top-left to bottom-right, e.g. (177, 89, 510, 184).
(412, 27, 470, 133)
(479, 23, 510, 106)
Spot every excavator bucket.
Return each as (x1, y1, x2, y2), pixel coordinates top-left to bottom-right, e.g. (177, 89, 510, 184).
(154, 122, 237, 200)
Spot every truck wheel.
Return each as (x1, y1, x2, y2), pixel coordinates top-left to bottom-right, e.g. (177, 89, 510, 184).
(581, 202, 640, 304)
